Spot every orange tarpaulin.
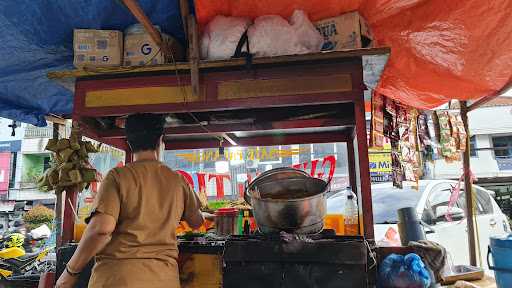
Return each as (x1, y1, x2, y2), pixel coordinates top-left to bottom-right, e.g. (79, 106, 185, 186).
(195, 0, 512, 109)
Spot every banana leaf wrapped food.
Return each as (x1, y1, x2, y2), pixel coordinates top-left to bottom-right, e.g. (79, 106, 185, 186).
(38, 131, 100, 194)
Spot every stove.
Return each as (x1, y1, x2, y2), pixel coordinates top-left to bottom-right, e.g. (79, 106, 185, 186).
(223, 231, 370, 288)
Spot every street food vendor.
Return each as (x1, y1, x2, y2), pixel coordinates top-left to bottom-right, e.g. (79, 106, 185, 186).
(56, 113, 205, 288)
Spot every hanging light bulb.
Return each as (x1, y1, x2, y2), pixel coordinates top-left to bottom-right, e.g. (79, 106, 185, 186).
(216, 138, 229, 173)
(219, 138, 225, 156)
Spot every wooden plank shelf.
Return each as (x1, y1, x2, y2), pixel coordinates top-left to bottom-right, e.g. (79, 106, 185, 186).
(47, 47, 390, 80)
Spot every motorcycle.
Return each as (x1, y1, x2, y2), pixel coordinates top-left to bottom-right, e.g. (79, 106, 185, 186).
(0, 233, 54, 280)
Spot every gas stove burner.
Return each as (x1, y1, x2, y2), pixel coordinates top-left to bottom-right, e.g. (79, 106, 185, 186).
(227, 229, 362, 243)
(255, 228, 336, 237)
(223, 230, 369, 288)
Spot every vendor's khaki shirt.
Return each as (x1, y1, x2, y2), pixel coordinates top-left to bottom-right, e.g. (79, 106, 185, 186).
(87, 160, 201, 288)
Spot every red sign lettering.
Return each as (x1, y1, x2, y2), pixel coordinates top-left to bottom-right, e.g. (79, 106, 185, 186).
(174, 155, 337, 199)
(209, 174, 231, 199)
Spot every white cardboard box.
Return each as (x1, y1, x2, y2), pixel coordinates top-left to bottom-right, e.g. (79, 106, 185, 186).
(123, 31, 184, 66)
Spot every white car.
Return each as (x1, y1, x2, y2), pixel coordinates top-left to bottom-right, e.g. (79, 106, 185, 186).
(327, 180, 511, 268)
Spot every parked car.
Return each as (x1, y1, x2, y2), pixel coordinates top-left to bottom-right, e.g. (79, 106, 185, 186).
(327, 180, 511, 268)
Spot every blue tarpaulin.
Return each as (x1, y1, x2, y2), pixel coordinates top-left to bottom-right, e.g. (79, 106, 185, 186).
(2, 1, 511, 126)
(0, 1, 187, 126)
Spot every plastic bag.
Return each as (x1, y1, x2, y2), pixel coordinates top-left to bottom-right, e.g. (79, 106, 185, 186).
(379, 253, 432, 288)
(200, 15, 252, 60)
(248, 10, 323, 57)
(289, 10, 323, 53)
(29, 224, 52, 239)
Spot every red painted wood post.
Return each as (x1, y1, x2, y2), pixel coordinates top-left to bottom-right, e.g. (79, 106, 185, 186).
(353, 98, 374, 239)
(52, 123, 64, 247)
(38, 271, 55, 288)
(62, 186, 78, 244)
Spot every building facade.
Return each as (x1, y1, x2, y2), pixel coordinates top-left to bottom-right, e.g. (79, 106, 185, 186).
(0, 118, 59, 229)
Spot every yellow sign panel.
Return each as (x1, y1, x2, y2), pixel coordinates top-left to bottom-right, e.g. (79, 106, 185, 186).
(218, 74, 352, 100)
(369, 151, 392, 173)
(85, 86, 197, 108)
(177, 147, 308, 164)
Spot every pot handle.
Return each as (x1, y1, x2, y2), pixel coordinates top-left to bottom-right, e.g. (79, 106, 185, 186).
(244, 180, 252, 205)
(323, 177, 333, 193)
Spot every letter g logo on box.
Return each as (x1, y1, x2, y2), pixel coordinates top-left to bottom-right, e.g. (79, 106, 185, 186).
(141, 43, 152, 55)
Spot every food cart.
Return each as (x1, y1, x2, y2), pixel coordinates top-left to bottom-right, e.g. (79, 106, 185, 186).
(29, 1, 509, 287)
(51, 42, 390, 285)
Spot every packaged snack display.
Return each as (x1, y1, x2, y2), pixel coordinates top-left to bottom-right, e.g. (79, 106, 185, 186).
(437, 111, 461, 162)
(370, 93, 385, 148)
(449, 111, 467, 152)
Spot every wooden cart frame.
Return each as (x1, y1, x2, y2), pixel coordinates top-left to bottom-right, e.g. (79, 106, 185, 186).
(63, 48, 391, 242)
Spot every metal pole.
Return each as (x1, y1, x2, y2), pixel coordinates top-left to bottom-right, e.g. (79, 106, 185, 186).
(467, 79, 511, 111)
(461, 101, 477, 266)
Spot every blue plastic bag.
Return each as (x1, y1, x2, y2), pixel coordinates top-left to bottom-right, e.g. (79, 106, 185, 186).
(379, 253, 431, 288)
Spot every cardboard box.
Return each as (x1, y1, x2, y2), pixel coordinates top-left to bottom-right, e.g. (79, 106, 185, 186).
(315, 12, 373, 51)
(73, 29, 123, 68)
(123, 30, 185, 66)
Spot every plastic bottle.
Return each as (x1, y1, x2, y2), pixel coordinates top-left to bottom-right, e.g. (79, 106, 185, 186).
(324, 189, 346, 235)
(344, 189, 359, 236)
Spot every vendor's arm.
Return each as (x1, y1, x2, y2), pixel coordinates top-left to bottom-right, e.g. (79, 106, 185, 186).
(66, 212, 116, 271)
(56, 170, 121, 288)
(181, 179, 204, 229)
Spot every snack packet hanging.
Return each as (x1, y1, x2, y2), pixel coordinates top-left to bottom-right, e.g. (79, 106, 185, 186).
(437, 111, 459, 161)
(371, 93, 385, 149)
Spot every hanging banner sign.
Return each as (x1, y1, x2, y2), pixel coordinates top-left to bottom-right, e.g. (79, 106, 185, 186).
(0, 140, 21, 153)
(176, 147, 309, 163)
(369, 150, 392, 182)
(0, 153, 11, 194)
(369, 152, 392, 173)
(177, 154, 337, 199)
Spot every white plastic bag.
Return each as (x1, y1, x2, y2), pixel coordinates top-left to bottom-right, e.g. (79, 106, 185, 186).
(248, 15, 305, 57)
(200, 15, 251, 60)
(29, 224, 51, 239)
(289, 10, 324, 52)
(248, 10, 323, 57)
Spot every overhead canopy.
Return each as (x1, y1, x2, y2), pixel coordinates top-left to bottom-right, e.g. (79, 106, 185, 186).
(0, 1, 186, 126)
(196, 0, 512, 108)
(0, 0, 511, 126)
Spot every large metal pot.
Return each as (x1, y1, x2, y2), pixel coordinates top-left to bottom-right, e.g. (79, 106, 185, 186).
(245, 169, 328, 234)
(244, 167, 310, 204)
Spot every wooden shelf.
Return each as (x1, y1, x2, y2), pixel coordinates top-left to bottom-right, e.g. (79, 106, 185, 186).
(47, 47, 390, 80)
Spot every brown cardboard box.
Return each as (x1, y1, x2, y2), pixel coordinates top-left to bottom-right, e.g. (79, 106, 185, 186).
(315, 12, 373, 51)
(123, 28, 185, 66)
(73, 29, 123, 68)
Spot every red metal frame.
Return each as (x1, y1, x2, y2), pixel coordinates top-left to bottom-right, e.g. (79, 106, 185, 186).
(352, 98, 374, 239)
(68, 55, 375, 240)
(165, 131, 350, 150)
(73, 60, 362, 117)
(98, 118, 354, 139)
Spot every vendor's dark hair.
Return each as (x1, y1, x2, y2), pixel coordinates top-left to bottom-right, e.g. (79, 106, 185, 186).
(125, 113, 165, 152)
